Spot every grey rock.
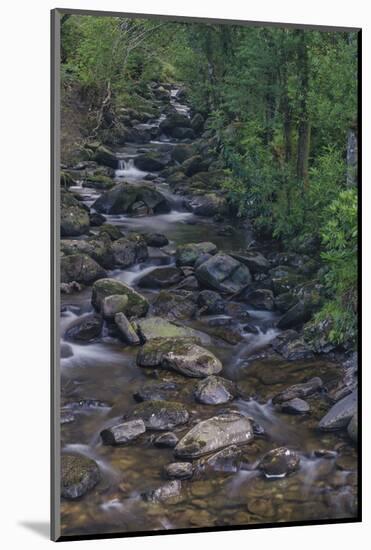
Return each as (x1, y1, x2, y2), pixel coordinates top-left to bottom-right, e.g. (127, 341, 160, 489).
(100, 419, 146, 445)
(114, 312, 140, 345)
(194, 375, 238, 405)
(131, 400, 189, 430)
(162, 342, 222, 378)
(280, 398, 310, 414)
(195, 253, 252, 294)
(154, 432, 179, 448)
(259, 447, 300, 478)
(175, 412, 253, 458)
(61, 454, 101, 499)
(318, 391, 358, 431)
(142, 480, 182, 503)
(273, 377, 323, 404)
(164, 462, 193, 480)
(64, 314, 103, 343)
(102, 294, 129, 320)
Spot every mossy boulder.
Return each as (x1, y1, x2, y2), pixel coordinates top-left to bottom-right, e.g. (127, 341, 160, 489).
(137, 266, 183, 289)
(61, 238, 115, 270)
(92, 183, 171, 215)
(171, 144, 194, 164)
(175, 413, 253, 458)
(97, 224, 123, 241)
(93, 145, 117, 168)
(176, 242, 217, 267)
(162, 341, 223, 378)
(61, 192, 90, 237)
(194, 375, 238, 405)
(136, 317, 199, 341)
(189, 193, 228, 217)
(83, 175, 115, 190)
(134, 152, 169, 172)
(136, 337, 199, 368)
(181, 155, 210, 177)
(61, 253, 107, 285)
(92, 278, 149, 318)
(60, 171, 76, 189)
(151, 290, 198, 321)
(61, 454, 101, 499)
(131, 400, 189, 430)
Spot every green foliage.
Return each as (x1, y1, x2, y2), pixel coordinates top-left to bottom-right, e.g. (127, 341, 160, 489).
(316, 189, 358, 344)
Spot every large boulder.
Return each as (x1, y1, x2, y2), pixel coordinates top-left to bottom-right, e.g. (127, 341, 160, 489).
(151, 290, 198, 321)
(171, 144, 194, 164)
(61, 254, 107, 285)
(92, 183, 171, 215)
(318, 391, 357, 431)
(92, 278, 149, 318)
(181, 155, 209, 177)
(162, 342, 223, 378)
(144, 233, 169, 247)
(135, 317, 198, 341)
(176, 242, 217, 267)
(230, 251, 270, 274)
(111, 237, 148, 268)
(194, 376, 238, 405)
(93, 145, 117, 169)
(137, 266, 183, 289)
(195, 253, 252, 293)
(131, 400, 189, 430)
(61, 454, 101, 499)
(197, 290, 225, 314)
(114, 312, 140, 345)
(160, 113, 191, 136)
(242, 289, 274, 311)
(64, 314, 103, 342)
(175, 413, 253, 458)
(134, 152, 168, 172)
(277, 301, 313, 330)
(189, 193, 228, 217)
(102, 294, 129, 320)
(61, 192, 90, 237)
(136, 337, 199, 368)
(61, 238, 115, 270)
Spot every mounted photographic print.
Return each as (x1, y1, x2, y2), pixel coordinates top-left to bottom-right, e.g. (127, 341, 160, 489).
(51, 8, 361, 541)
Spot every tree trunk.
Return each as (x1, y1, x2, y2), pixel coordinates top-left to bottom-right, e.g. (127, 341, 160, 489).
(346, 127, 358, 186)
(296, 31, 311, 189)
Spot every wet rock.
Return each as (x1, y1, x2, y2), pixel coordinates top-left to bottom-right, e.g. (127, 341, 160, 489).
(242, 289, 274, 311)
(272, 273, 305, 296)
(194, 376, 238, 405)
(193, 445, 241, 475)
(176, 275, 199, 291)
(101, 419, 146, 445)
(171, 144, 194, 164)
(61, 192, 90, 237)
(189, 193, 228, 217)
(162, 342, 222, 378)
(175, 412, 253, 458)
(151, 290, 198, 321)
(136, 337, 199, 368)
(83, 175, 115, 190)
(137, 266, 183, 289)
(277, 301, 313, 330)
(318, 391, 357, 431)
(61, 238, 115, 270)
(335, 453, 355, 471)
(272, 377, 323, 404)
(111, 238, 138, 268)
(142, 480, 182, 503)
(93, 145, 117, 168)
(327, 352, 358, 402)
(230, 251, 270, 274)
(102, 294, 129, 320)
(134, 382, 179, 402)
(64, 314, 103, 343)
(97, 224, 123, 241)
(197, 290, 225, 314)
(136, 317, 198, 341)
(195, 253, 252, 294)
(92, 278, 149, 318)
(274, 292, 298, 313)
(347, 412, 358, 443)
(93, 183, 171, 215)
(61, 253, 107, 286)
(182, 155, 210, 177)
(144, 233, 169, 247)
(194, 253, 213, 269)
(131, 400, 189, 430)
(243, 323, 259, 335)
(60, 343, 73, 358)
(160, 113, 191, 133)
(258, 447, 300, 478)
(164, 462, 193, 480)
(114, 312, 140, 345)
(172, 127, 196, 140)
(61, 454, 101, 499)
(176, 242, 217, 267)
(135, 152, 168, 172)
(314, 449, 337, 459)
(154, 432, 179, 448)
(280, 398, 310, 414)
(272, 330, 314, 361)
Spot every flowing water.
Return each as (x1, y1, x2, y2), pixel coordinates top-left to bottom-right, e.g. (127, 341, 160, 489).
(60, 87, 357, 537)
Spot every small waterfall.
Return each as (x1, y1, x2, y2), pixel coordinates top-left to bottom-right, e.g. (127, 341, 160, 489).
(115, 158, 147, 180)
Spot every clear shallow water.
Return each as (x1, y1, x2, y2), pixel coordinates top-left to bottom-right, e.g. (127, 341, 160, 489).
(60, 87, 357, 537)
